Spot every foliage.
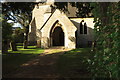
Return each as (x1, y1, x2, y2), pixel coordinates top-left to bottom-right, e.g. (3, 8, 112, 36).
(54, 2, 93, 18)
(2, 2, 35, 35)
(2, 2, 35, 25)
(54, 2, 68, 12)
(2, 2, 36, 48)
(2, 13, 13, 53)
(2, 18, 12, 41)
(87, 2, 120, 79)
(75, 2, 94, 17)
(12, 28, 24, 43)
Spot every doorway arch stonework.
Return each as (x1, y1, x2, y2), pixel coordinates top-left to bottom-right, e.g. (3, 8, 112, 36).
(41, 9, 77, 49)
(49, 21, 66, 47)
(50, 26, 64, 46)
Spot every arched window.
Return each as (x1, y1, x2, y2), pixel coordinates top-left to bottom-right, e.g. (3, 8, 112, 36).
(79, 20, 87, 34)
(80, 20, 84, 34)
(84, 22, 87, 34)
(80, 22, 83, 34)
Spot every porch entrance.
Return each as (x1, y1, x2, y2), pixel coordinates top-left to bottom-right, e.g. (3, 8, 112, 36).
(51, 27, 64, 46)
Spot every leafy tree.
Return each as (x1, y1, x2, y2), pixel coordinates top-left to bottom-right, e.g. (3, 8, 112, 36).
(10, 28, 24, 51)
(2, 15, 12, 53)
(13, 28, 24, 43)
(54, 2, 93, 17)
(54, 2, 68, 12)
(87, 2, 120, 79)
(75, 2, 94, 17)
(2, 2, 35, 49)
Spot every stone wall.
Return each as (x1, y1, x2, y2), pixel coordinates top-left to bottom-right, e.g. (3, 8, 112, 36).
(33, 5, 52, 29)
(70, 18, 95, 47)
(41, 9, 77, 49)
(29, 4, 52, 46)
(28, 18, 37, 45)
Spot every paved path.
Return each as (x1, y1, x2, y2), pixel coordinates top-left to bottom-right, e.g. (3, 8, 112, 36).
(5, 47, 72, 78)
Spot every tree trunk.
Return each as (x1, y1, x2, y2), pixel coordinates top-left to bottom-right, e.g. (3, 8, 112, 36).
(10, 41, 17, 51)
(2, 40, 9, 53)
(2, 42, 8, 53)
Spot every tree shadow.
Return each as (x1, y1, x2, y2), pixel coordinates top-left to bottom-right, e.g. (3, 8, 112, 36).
(3, 48, 92, 78)
(56, 48, 92, 78)
(2, 53, 39, 77)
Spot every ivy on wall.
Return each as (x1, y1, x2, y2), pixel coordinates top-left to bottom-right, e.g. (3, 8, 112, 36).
(88, 2, 120, 79)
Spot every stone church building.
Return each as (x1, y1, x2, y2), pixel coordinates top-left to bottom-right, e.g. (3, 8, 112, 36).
(28, 1, 95, 49)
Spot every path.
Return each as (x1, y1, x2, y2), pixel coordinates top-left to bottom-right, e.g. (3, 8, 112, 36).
(5, 47, 72, 78)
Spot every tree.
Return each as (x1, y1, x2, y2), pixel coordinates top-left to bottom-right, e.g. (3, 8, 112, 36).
(13, 28, 24, 43)
(54, 2, 93, 17)
(2, 15, 12, 53)
(2, 2, 35, 49)
(87, 2, 120, 79)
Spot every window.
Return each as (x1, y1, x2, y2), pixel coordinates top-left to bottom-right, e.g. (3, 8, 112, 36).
(84, 22, 87, 34)
(80, 20, 87, 34)
(80, 22, 83, 34)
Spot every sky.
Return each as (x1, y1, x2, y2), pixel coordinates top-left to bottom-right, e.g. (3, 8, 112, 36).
(12, 23, 22, 28)
(7, 20, 22, 28)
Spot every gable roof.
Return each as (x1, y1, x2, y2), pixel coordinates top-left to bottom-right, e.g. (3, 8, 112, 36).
(40, 9, 77, 32)
(40, 9, 56, 30)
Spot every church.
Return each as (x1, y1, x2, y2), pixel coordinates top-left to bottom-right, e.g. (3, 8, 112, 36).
(28, 1, 95, 49)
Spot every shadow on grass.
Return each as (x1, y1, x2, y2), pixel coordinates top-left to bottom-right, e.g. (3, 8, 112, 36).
(2, 53, 39, 76)
(3, 46, 44, 76)
(3, 47, 93, 78)
(56, 48, 93, 78)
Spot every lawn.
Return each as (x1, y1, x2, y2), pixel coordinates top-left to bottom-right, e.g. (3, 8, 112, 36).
(8, 46, 43, 54)
(56, 48, 93, 78)
(3, 45, 93, 78)
(3, 45, 44, 76)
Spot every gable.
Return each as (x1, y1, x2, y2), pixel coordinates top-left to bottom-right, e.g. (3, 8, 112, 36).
(41, 9, 77, 37)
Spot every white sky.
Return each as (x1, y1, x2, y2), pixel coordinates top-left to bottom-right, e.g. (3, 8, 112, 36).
(7, 20, 22, 28)
(13, 23, 22, 27)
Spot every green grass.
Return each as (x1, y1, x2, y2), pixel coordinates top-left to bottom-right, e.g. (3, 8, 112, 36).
(3, 46, 44, 76)
(8, 46, 43, 54)
(3, 45, 92, 78)
(56, 48, 93, 78)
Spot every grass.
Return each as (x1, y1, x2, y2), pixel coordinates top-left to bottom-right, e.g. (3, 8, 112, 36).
(3, 45, 44, 76)
(3, 45, 93, 78)
(56, 48, 93, 78)
(8, 46, 43, 54)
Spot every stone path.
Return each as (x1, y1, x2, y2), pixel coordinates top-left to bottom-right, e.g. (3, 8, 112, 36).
(5, 47, 72, 78)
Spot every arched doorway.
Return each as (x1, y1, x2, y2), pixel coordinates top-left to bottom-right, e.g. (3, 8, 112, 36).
(51, 27, 64, 46)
